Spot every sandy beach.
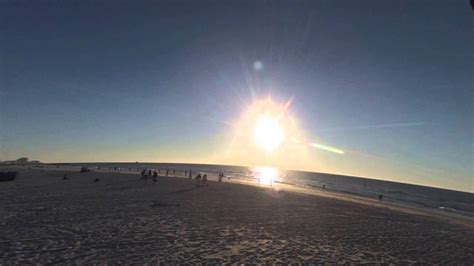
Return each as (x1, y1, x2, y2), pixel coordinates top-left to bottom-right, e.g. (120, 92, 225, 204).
(1, 168, 473, 264)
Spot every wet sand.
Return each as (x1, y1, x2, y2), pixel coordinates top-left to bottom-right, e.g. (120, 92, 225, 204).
(1, 168, 473, 264)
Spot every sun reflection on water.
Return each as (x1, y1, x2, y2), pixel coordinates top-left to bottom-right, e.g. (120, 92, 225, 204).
(255, 166, 279, 185)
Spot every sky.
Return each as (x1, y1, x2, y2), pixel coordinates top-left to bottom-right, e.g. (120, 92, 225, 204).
(1, 0, 472, 192)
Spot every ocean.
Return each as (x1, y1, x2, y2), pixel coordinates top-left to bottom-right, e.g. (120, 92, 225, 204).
(51, 162, 473, 218)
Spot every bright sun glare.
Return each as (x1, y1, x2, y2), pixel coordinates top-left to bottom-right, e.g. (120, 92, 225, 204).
(253, 115, 284, 153)
(224, 97, 301, 168)
(255, 166, 279, 185)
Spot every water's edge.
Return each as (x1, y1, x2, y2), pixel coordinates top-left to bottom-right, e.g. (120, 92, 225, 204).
(17, 162, 474, 218)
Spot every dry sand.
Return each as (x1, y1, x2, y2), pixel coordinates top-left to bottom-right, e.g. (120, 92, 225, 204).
(1, 168, 473, 264)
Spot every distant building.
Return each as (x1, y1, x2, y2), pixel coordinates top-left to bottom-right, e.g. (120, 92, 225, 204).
(0, 158, 41, 165)
(16, 158, 29, 164)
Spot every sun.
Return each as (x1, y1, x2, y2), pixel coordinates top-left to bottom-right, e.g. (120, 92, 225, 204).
(222, 97, 299, 167)
(253, 114, 284, 153)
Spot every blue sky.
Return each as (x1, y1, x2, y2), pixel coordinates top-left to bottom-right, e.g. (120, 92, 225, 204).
(1, 0, 472, 191)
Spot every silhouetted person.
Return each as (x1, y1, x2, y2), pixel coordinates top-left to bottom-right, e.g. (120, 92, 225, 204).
(153, 171, 158, 183)
(322, 184, 325, 189)
(94, 178, 99, 183)
(379, 194, 383, 201)
(63, 174, 68, 180)
(148, 169, 152, 177)
(195, 173, 202, 186)
(203, 174, 208, 186)
(188, 170, 192, 179)
(166, 169, 169, 176)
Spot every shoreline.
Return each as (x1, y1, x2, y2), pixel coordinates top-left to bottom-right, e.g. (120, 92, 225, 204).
(8, 165, 473, 228)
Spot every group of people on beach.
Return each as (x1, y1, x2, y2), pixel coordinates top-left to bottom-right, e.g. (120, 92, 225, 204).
(194, 173, 208, 186)
(140, 168, 226, 187)
(141, 169, 158, 183)
(69, 165, 387, 202)
(135, 167, 230, 188)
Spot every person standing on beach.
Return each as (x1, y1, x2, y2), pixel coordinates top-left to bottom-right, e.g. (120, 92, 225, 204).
(142, 169, 149, 182)
(202, 174, 208, 186)
(188, 170, 192, 179)
(166, 169, 169, 176)
(153, 170, 158, 184)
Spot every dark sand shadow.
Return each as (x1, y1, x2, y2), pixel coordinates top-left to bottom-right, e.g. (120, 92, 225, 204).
(169, 186, 202, 194)
(150, 201, 180, 208)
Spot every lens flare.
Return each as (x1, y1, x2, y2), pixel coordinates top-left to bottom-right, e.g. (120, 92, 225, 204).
(291, 137, 344, 155)
(253, 61, 264, 71)
(255, 166, 279, 185)
(310, 143, 344, 154)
